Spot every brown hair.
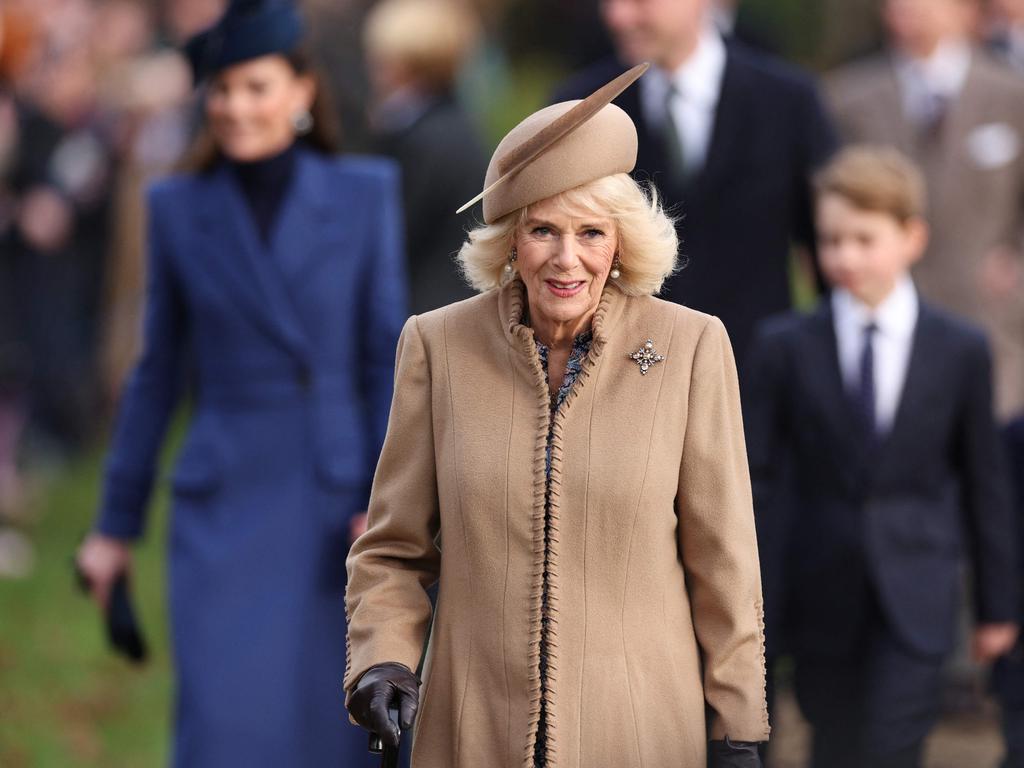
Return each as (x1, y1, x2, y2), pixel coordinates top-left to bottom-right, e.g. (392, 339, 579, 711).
(178, 46, 340, 173)
(814, 145, 927, 223)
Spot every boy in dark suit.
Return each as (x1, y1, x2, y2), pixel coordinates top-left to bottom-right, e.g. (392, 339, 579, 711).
(745, 145, 1019, 768)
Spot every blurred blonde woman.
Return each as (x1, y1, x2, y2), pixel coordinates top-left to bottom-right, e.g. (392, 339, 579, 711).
(363, 0, 487, 313)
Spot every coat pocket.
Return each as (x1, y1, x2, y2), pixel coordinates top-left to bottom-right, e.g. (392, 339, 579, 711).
(171, 422, 223, 497)
(313, 405, 368, 490)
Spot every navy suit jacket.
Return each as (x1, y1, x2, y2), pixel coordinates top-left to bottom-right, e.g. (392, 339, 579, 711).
(553, 43, 838, 368)
(995, 417, 1024, 705)
(744, 300, 1017, 659)
(96, 149, 406, 539)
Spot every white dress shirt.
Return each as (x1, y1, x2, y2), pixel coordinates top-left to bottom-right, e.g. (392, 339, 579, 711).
(894, 40, 972, 126)
(832, 276, 920, 434)
(640, 26, 727, 176)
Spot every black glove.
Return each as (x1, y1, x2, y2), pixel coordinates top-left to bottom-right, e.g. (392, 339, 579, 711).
(347, 662, 420, 749)
(708, 738, 763, 768)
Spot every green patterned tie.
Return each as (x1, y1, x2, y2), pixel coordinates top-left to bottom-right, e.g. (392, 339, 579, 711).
(662, 83, 686, 181)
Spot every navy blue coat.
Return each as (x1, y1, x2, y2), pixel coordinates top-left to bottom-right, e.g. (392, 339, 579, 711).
(744, 301, 1018, 660)
(95, 148, 406, 766)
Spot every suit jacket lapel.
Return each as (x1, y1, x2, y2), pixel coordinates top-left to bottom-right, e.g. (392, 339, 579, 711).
(873, 304, 934, 483)
(194, 164, 311, 363)
(693, 46, 746, 197)
(927, 55, 988, 197)
(806, 305, 873, 480)
(878, 61, 916, 157)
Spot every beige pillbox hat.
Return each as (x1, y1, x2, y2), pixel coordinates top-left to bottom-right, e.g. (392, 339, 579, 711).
(458, 63, 649, 224)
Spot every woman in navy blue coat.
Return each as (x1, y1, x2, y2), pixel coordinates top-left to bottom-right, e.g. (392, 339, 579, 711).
(76, 1, 406, 765)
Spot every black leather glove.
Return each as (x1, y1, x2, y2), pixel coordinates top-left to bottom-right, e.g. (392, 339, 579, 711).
(347, 662, 421, 749)
(708, 738, 763, 768)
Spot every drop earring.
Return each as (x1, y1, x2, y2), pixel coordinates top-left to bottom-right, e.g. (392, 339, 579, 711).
(504, 247, 518, 274)
(291, 109, 314, 135)
(610, 255, 622, 280)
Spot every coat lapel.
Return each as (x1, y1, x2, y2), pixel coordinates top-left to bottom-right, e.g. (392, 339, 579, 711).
(267, 149, 338, 286)
(194, 163, 311, 363)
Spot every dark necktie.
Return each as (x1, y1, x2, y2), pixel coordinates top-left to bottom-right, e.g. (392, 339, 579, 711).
(855, 322, 878, 437)
(662, 83, 686, 181)
(921, 90, 949, 139)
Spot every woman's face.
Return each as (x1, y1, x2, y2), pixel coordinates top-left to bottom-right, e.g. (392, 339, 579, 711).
(514, 195, 618, 334)
(205, 54, 314, 162)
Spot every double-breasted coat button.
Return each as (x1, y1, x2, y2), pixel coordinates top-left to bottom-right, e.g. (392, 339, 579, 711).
(296, 364, 312, 392)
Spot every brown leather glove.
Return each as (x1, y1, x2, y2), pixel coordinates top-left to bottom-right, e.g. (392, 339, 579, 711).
(708, 737, 763, 768)
(347, 662, 420, 749)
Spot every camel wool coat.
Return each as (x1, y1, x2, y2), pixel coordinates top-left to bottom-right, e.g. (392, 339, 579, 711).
(345, 278, 770, 768)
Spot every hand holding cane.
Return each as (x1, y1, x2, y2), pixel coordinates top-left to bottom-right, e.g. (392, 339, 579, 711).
(348, 663, 420, 763)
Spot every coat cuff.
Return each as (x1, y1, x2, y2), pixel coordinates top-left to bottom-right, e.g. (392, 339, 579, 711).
(95, 471, 153, 540)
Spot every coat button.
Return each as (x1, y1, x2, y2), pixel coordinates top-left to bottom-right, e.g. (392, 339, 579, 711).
(296, 365, 312, 391)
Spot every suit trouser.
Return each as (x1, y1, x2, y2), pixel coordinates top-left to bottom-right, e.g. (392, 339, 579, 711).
(994, 650, 1024, 768)
(794, 599, 944, 768)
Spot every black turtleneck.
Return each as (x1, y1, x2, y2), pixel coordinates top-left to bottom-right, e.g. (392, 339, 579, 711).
(230, 142, 298, 245)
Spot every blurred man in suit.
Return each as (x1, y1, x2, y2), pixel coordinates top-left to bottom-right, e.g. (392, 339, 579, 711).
(827, 0, 1024, 418)
(995, 415, 1024, 768)
(553, 0, 837, 370)
(746, 145, 1018, 768)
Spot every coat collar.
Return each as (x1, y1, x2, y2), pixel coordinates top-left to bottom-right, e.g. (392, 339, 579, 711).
(192, 147, 336, 363)
(497, 276, 627, 357)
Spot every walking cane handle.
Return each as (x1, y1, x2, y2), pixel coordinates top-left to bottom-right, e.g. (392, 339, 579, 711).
(368, 705, 401, 766)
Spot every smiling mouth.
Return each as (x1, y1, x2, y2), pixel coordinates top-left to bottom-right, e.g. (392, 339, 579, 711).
(545, 279, 585, 297)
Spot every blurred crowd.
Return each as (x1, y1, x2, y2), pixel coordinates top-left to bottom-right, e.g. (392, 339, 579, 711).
(0, 0, 213, 529)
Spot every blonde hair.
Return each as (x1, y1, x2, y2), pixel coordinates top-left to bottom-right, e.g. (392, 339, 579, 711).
(457, 173, 679, 296)
(363, 0, 480, 91)
(814, 145, 927, 223)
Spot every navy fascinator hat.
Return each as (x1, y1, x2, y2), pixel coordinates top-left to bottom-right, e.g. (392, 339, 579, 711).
(184, 0, 305, 84)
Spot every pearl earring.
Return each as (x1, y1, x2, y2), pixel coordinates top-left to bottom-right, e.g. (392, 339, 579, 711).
(504, 247, 518, 274)
(610, 256, 622, 280)
(291, 109, 314, 135)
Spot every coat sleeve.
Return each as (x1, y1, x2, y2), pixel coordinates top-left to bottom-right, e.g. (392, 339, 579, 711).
(742, 321, 796, 660)
(357, 162, 409, 499)
(345, 314, 441, 701)
(94, 184, 186, 540)
(957, 334, 1019, 624)
(676, 316, 770, 742)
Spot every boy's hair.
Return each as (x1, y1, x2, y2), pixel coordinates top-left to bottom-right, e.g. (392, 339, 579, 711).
(814, 145, 927, 223)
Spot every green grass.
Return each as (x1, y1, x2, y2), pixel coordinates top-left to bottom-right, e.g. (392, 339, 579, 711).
(0, 429, 181, 767)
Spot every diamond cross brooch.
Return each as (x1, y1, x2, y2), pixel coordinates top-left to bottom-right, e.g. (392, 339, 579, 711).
(629, 339, 665, 375)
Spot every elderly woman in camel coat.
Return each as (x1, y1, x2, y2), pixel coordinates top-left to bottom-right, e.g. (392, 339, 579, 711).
(344, 65, 769, 768)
